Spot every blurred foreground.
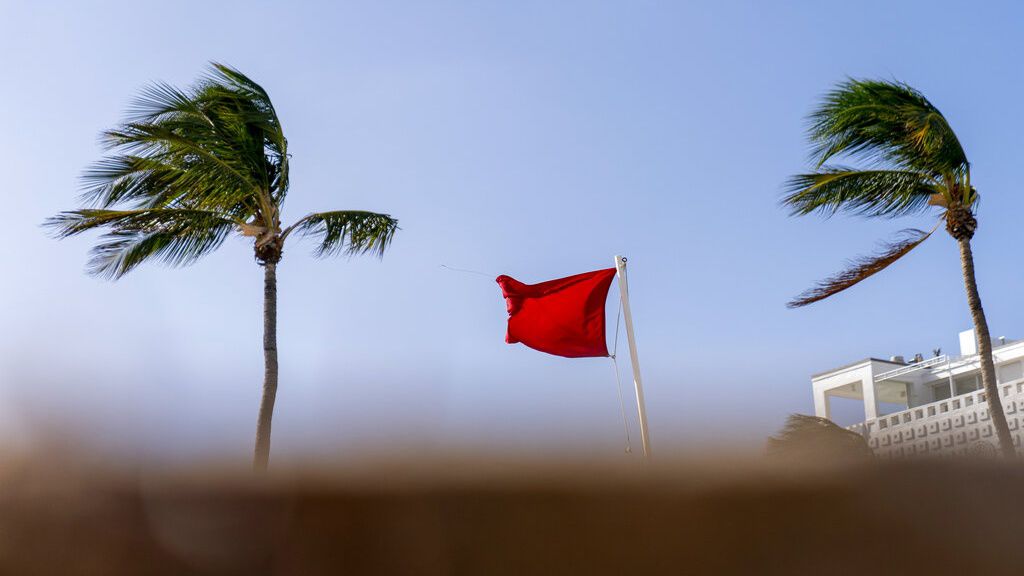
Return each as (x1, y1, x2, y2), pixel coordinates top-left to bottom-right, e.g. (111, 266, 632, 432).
(1, 452, 1021, 575)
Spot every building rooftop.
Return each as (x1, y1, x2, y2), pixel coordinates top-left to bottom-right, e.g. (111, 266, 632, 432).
(809, 329, 1024, 457)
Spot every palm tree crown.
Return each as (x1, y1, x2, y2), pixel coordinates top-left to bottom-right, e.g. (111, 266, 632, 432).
(47, 63, 398, 275)
(782, 79, 973, 307)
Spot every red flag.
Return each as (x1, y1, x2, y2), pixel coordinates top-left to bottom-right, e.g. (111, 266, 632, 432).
(496, 268, 617, 358)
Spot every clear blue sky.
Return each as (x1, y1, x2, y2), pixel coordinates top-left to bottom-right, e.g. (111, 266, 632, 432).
(3, 0, 1024, 462)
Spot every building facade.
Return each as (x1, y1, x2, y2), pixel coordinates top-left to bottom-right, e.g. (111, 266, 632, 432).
(812, 330, 1024, 457)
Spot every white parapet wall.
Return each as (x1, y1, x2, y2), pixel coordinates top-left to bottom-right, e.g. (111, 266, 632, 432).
(850, 378, 1024, 457)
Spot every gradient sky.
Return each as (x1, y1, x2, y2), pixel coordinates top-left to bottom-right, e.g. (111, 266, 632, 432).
(4, 0, 1024, 462)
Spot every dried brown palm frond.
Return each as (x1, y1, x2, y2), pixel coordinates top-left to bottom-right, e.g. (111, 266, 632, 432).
(787, 227, 934, 308)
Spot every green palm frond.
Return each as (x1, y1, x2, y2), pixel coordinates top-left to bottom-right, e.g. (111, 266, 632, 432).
(125, 81, 199, 124)
(82, 145, 255, 213)
(788, 228, 934, 308)
(783, 168, 940, 218)
(82, 63, 287, 218)
(809, 79, 968, 175)
(198, 63, 288, 203)
(203, 63, 276, 114)
(286, 211, 399, 258)
(45, 208, 236, 279)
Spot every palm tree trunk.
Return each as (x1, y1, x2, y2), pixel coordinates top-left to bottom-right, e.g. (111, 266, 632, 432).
(958, 239, 1015, 457)
(254, 261, 278, 470)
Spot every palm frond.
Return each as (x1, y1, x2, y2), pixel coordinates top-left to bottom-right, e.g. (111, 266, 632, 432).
(124, 81, 198, 124)
(204, 63, 274, 110)
(81, 155, 181, 208)
(92, 119, 262, 210)
(46, 207, 235, 236)
(809, 79, 968, 175)
(782, 168, 940, 218)
(787, 228, 934, 308)
(81, 146, 256, 214)
(286, 211, 399, 258)
(79, 61, 288, 222)
(198, 63, 288, 203)
(45, 208, 236, 279)
(766, 414, 873, 461)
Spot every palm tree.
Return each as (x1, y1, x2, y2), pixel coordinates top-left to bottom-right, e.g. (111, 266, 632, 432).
(766, 414, 874, 462)
(47, 64, 399, 470)
(782, 79, 1014, 457)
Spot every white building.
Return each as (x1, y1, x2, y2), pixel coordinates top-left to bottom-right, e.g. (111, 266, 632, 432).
(811, 329, 1024, 457)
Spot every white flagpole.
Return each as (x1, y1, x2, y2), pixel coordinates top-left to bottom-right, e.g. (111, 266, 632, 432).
(614, 255, 651, 458)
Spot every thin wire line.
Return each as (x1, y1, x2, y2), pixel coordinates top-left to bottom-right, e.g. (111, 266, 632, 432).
(439, 264, 496, 278)
(610, 296, 632, 454)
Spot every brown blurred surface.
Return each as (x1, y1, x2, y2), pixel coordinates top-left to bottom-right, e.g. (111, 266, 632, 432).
(0, 457, 1021, 575)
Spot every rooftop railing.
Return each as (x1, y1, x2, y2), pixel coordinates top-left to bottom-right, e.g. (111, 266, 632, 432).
(873, 355, 951, 382)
